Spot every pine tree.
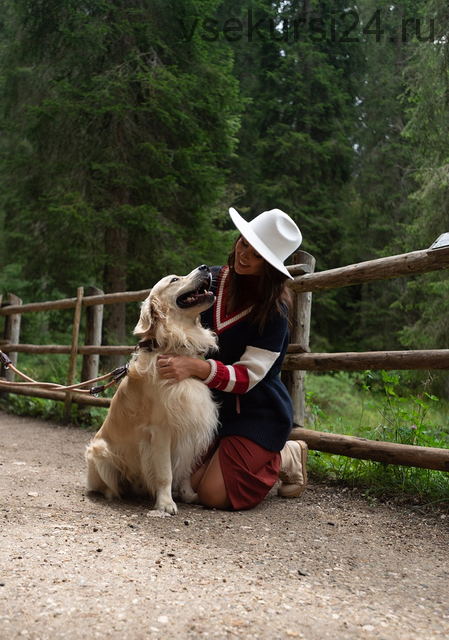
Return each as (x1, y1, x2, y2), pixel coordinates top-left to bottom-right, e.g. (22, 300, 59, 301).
(343, 0, 426, 351)
(399, 0, 449, 375)
(0, 0, 241, 360)
(216, 0, 366, 349)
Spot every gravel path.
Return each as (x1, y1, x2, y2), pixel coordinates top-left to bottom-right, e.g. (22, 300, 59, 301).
(1, 410, 448, 639)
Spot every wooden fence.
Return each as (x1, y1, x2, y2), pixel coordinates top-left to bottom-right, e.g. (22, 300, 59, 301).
(1, 235, 449, 472)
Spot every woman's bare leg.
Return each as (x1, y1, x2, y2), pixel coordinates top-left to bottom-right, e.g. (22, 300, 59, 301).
(196, 449, 232, 510)
(190, 457, 212, 493)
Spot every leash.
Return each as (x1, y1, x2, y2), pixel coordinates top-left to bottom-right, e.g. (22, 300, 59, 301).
(0, 349, 128, 396)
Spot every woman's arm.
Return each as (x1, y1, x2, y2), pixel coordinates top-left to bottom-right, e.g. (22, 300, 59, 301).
(203, 345, 279, 394)
(157, 354, 211, 383)
(158, 310, 288, 391)
(204, 311, 289, 394)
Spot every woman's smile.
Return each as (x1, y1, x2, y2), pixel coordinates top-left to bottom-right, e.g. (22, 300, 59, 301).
(234, 237, 264, 276)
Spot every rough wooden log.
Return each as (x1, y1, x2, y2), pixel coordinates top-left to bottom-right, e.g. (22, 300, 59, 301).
(81, 286, 104, 382)
(0, 289, 151, 316)
(3, 345, 449, 371)
(0, 294, 22, 384)
(1, 344, 135, 355)
(286, 263, 314, 277)
(286, 343, 311, 354)
(1, 241, 448, 317)
(0, 381, 111, 407)
(283, 349, 449, 371)
(63, 287, 84, 422)
(283, 251, 315, 427)
(79, 345, 132, 355)
(289, 244, 449, 294)
(289, 427, 449, 472)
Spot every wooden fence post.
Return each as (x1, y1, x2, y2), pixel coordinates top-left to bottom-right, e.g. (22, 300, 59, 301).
(0, 294, 23, 383)
(284, 251, 316, 430)
(63, 287, 84, 423)
(81, 286, 104, 383)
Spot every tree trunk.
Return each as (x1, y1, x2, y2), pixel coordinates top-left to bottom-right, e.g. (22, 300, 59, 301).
(103, 225, 128, 371)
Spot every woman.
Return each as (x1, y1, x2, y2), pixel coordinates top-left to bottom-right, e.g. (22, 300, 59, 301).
(157, 207, 308, 511)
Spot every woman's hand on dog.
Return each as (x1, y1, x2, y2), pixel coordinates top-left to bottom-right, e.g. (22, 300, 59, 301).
(157, 354, 211, 383)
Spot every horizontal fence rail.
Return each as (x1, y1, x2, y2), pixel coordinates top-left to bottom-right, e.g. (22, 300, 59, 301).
(289, 243, 449, 294)
(288, 428, 449, 472)
(2, 242, 449, 315)
(0, 289, 152, 316)
(3, 345, 449, 371)
(0, 344, 137, 355)
(283, 349, 449, 371)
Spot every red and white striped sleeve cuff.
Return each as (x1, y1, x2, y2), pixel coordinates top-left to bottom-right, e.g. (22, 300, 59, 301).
(204, 359, 250, 394)
(203, 346, 279, 394)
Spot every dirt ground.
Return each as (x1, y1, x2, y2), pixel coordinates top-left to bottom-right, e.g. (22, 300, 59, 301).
(1, 410, 448, 640)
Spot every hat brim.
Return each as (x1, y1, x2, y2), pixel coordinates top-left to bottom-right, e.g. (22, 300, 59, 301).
(229, 208, 293, 279)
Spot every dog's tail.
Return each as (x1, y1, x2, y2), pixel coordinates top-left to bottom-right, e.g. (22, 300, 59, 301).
(85, 439, 124, 500)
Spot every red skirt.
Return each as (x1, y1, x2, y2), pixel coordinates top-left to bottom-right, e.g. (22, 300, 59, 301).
(218, 435, 281, 511)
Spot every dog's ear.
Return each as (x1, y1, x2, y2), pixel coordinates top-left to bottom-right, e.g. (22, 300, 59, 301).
(133, 308, 152, 337)
(133, 296, 167, 337)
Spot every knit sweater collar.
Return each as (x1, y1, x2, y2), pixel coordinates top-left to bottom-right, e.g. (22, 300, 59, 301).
(214, 267, 258, 335)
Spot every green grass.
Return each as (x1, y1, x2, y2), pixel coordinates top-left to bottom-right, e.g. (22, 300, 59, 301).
(304, 370, 449, 504)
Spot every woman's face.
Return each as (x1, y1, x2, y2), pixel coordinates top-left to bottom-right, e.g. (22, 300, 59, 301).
(234, 237, 265, 276)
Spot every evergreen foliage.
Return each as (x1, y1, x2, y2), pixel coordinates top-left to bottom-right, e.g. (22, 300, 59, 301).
(337, 0, 423, 352)
(0, 0, 240, 297)
(398, 0, 449, 361)
(217, 0, 364, 264)
(215, 0, 367, 349)
(0, 0, 448, 396)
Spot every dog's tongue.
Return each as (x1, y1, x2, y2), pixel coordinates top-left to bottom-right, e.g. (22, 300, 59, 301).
(186, 290, 208, 304)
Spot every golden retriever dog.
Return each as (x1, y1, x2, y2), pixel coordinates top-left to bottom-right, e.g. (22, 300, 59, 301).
(85, 265, 219, 515)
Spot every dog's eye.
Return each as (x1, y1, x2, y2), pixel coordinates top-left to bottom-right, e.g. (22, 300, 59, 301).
(170, 277, 180, 283)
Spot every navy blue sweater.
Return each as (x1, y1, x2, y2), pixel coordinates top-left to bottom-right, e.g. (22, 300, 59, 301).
(201, 266, 293, 452)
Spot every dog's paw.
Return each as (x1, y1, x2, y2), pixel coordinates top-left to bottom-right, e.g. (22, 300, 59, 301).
(178, 478, 199, 504)
(154, 498, 178, 515)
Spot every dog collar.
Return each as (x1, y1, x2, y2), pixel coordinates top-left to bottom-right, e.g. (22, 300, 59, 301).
(137, 339, 159, 352)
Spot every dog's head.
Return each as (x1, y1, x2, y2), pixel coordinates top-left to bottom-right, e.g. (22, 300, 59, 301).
(133, 265, 216, 352)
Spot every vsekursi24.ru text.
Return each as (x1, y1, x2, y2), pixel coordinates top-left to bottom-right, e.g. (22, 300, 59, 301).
(179, 10, 436, 44)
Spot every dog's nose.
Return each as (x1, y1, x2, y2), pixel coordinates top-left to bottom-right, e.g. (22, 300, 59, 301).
(198, 264, 209, 272)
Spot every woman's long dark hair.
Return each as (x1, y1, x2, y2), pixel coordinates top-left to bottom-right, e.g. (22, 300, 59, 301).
(226, 235, 293, 331)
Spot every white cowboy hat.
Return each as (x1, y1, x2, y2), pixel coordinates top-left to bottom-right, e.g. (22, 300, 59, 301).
(229, 207, 302, 279)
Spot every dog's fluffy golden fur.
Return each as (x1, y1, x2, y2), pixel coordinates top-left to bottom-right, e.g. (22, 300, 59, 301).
(85, 266, 218, 515)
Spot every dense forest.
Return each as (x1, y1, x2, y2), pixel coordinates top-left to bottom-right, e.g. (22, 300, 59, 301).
(0, 0, 448, 395)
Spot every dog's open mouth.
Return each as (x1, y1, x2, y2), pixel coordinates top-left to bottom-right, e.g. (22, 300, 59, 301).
(177, 275, 214, 309)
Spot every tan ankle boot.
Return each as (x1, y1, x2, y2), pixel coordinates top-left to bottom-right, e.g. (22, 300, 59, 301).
(277, 440, 308, 498)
